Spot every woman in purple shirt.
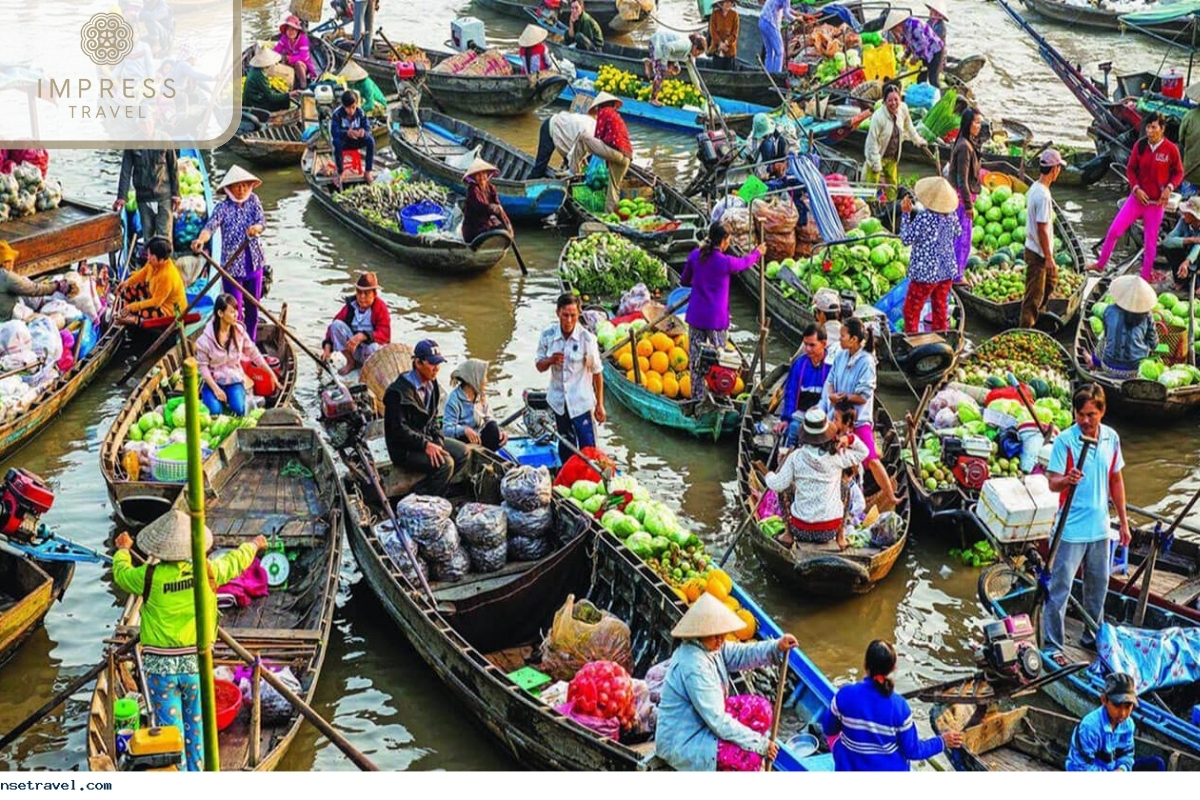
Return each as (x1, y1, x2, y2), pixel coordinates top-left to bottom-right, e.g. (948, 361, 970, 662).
(679, 221, 764, 399)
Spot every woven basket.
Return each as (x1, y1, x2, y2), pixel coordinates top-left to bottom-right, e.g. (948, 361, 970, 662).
(1160, 324, 1190, 366)
(361, 343, 414, 414)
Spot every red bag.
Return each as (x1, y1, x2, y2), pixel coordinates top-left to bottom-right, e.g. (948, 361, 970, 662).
(983, 384, 1033, 408)
(552, 448, 614, 488)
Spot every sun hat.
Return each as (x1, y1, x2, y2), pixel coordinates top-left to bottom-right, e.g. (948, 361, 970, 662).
(671, 592, 747, 638)
(1103, 672, 1139, 706)
(800, 407, 835, 446)
(925, 0, 950, 19)
(914, 176, 959, 214)
(1180, 196, 1200, 220)
(1039, 148, 1065, 168)
(279, 14, 304, 33)
(518, 24, 549, 48)
(338, 60, 369, 82)
(0, 241, 18, 265)
(813, 287, 841, 315)
(589, 91, 622, 111)
(881, 9, 910, 32)
(355, 271, 380, 291)
(217, 164, 262, 192)
(463, 157, 500, 180)
(249, 47, 282, 68)
(414, 339, 446, 365)
(1187, 82, 1200, 103)
(751, 113, 775, 139)
(1109, 274, 1157, 315)
(137, 509, 213, 562)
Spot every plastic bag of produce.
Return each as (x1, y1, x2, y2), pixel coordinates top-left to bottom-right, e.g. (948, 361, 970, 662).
(585, 155, 610, 191)
(430, 545, 471, 582)
(644, 660, 669, 704)
(627, 679, 656, 737)
(395, 494, 453, 529)
(235, 664, 301, 725)
(616, 283, 652, 317)
(507, 533, 552, 562)
(465, 541, 507, 573)
(378, 521, 429, 586)
(540, 594, 633, 681)
(413, 518, 459, 562)
(711, 194, 746, 224)
(26, 316, 61, 363)
(500, 465, 552, 511)
(752, 197, 799, 263)
(716, 694, 773, 771)
(568, 660, 635, 727)
(723, 207, 753, 254)
(555, 701, 620, 740)
(932, 407, 959, 430)
(503, 502, 553, 538)
(455, 502, 508, 548)
(0, 320, 31, 355)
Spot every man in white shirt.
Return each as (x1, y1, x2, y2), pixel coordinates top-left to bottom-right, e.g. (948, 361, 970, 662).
(1020, 148, 1063, 328)
(530, 111, 596, 179)
(535, 293, 606, 463)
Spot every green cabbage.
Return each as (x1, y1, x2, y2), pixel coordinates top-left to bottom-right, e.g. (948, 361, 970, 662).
(570, 480, 601, 501)
(582, 495, 607, 514)
(600, 509, 625, 532)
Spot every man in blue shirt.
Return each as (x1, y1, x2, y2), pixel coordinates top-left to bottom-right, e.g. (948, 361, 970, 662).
(330, 90, 376, 191)
(1045, 383, 1130, 663)
(776, 323, 831, 447)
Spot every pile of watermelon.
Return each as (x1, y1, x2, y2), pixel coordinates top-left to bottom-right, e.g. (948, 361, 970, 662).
(762, 216, 909, 303)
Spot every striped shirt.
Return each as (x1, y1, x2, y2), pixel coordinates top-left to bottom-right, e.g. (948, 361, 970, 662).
(819, 679, 945, 771)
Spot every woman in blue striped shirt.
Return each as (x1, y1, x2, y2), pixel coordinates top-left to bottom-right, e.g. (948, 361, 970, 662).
(819, 640, 962, 770)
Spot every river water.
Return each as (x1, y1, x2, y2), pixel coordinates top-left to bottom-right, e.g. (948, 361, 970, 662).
(2, 0, 1199, 772)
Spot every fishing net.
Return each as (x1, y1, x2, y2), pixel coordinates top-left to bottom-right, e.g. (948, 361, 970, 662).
(455, 502, 508, 548)
(501, 465, 552, 511)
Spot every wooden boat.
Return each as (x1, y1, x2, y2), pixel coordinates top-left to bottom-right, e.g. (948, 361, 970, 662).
(99, 315, 298, 529)
(302, 148, 513, 274)
(0, 547, 74, 669)
(1021, 0, 1198, 36)
(978, 562, 1200, 755)
(473, 0, 653, 35)
(1072, 273, 1200, 421)
(736, 364, 909, 596)
(388, 107, 567, 223)
(931, 698, 1200, 771)
(88, 414, 344, 771)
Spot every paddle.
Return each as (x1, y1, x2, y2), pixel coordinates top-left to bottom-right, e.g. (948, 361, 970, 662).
(1005, 372, 1049, 438)
(509, 234, 530, 277)
(1042, 434, 1096, 579)
(764, 655, 789, 772)
(1127, 503, 1200, 538)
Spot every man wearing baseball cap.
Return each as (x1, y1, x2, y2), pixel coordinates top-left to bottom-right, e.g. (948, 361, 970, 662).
(1066, 672, 1162, 771)
(383, 339, 469, 496)
(1019, 148, 1064, 329)
(1160, 195, 1200, 287)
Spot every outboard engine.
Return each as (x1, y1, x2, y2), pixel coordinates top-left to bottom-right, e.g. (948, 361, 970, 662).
(976, 615, 1042, 683)
(0, 468, 55, 541)
(450, 17, 487, 52)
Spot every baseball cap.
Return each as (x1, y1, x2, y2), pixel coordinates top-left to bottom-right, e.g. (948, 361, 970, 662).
(813, 287, 841, 314)
(413, 339, 446, 364)
(1103, 672, 1138, 706)
(1039, 148, 1065, 168)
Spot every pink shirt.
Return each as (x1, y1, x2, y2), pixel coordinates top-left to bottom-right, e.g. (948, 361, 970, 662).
(195, 320, 270, 388)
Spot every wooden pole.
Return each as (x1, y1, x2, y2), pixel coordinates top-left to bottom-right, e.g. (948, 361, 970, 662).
(764, 656, 789, 771)
(249, 657, 261, 768)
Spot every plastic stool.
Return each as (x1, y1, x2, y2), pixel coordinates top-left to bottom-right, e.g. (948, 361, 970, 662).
(342, 150, 363, 175)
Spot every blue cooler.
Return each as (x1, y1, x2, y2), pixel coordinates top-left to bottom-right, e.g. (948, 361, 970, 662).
(499, 436, 560, 470)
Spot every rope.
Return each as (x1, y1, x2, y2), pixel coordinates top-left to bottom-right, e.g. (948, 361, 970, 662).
(280, 459, 314, 478)
(648, 12, 708, 35)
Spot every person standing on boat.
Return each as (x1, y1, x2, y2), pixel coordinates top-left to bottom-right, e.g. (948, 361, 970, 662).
(882, 9, 943, 86)
(461, 159, 513, 244)
(275, 15, 316, 90)
(1179, 84, 1200, 199)
(776, 323, 831, 446)
(443, 358, 507, 452)
(190, 165, 268, 341)
(864, 83, 926, 202)
(535, 292, 606, 464)
(1099, 275, 1157, 377)
(330, 90, 376, 191)
(116, 237, 187, 326)
(759, 0, 795, 73)
(1162, 196, 1200, 287)
(947, 107, 982, 282)
(655, 592, 798, 771)
(242, 48, 292, 113)
(707, 0, 739, 71)
(529, 111, 596, 179)
(819, 640, 962, 770)
(0, 241, 70, 321)
(680, 221, 766, 400)
(812, 288, 845, 360)
(1066, 673, 1163, 771)
(1019, 149, 1065, 329)
(195, 293, 279, 416)
(900, 176, 961, 334)
(645, 31, 706, 107)
(1044, 383, 1129, 666)
(578, 93, 631, 213)
(337, 61, 388, 116)
(114, 148, 180, 249)
(564, 1, 604, 51)
(112, 513, 267, 772)
(321, 272, 391, 375)
(518, 25, 554, 74)
(923, 0, 950, 88)
(1090, 113, 1183, 283)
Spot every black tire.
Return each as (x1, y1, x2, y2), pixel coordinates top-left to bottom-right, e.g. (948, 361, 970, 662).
(903, 341, 955, 382)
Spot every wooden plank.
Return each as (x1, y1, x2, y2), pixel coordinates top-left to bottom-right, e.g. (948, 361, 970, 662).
(1164, 574, 1200, 606)
(0, 201, 123, 278)
(221, 627, 324, 642)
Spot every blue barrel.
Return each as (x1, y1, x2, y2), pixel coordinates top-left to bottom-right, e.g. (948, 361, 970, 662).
(667, 286, 691, 317)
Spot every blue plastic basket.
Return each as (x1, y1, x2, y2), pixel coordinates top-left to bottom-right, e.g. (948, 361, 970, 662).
(399, 200, 446, 235)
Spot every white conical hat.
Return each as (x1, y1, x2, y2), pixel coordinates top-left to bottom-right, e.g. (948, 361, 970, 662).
(671, 592, 746, 638)
(518, 24, 548, 48)
(881, 8, 910, 32)
(589, 91, 622, 111)
(463, 157, 499, 179)
(338, 60, 369, 82)
(136, 509, 213, 562)
(914, 175, 958, 214)
(218, 164, 262, 192)
(1109, 274, 1157, 314)
(925, 0, 950, 19)
(249, 47, 281, 68)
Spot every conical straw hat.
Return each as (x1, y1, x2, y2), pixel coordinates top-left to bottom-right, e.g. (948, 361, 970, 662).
(589, 91, 622, 111)
(1109, 274, 1157, 314)
(136, 509, 212, 562)
(925, 0, 950, 19)
(881, 9, 910, 32)
(338, 60, 369, 82)
(518, 24, 548, 48)
(218, 164, 261, 192)
(671, 591, 747, 638)
(249, 47, 282, 68)
(463, 157, 499, 179)
(914, 176, 959, 214)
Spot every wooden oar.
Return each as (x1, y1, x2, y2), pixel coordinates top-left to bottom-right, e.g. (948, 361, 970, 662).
(764, 655, 789, 771)
(1127, 503, 1200, 538)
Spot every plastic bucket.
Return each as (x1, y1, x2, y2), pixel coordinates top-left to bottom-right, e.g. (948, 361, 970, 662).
(214, 679, 243, 731)
(667, 286, 691, 317)
(114, 697, 140, 730)
(1162, 69, 1185, 100)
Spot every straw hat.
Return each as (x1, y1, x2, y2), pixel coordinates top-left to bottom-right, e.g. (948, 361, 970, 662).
(925, 0, 950, 19)
(1187, 82, 1200, 103)
(217, 164, 262, 192)
(279, 14, 303, 33)
(799, 407, 835, 447)
(463, 157, 499, 179)
(914, 176, 958, 214)
(881, 9, 910, 31)
(249, 47, 281, 68)
(518, 24, 548, 48)
(1109, 274, 1157, 314)
(0, 240, 18, 265)
(338, 60, 369, 82)
(589, 91, 622, 111)
(1180, 196, 1200, 220)
(671, 592, 747, 638)
(136, 509, 213, 562)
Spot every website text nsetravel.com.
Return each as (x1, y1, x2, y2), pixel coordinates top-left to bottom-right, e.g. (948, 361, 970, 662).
(0, 780, 112, 791)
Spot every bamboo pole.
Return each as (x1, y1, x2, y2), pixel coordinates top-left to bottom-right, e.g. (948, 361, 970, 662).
(249, 657, 261, 767)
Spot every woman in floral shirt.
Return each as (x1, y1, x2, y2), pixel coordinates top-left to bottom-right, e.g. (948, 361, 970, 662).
(900, 177, 961, 333)
(882, 9, 944, 81)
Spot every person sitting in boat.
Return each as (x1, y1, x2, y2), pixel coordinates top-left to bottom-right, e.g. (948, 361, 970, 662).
(383, 339, 469, 497)
(195, 293, 279, 416)
(330, 90, 376, 191)
(564, 0, 603, 52)
(864, 82, 927, 202)
(443, 358, 508, 452)
(900, 176, 961, 334)
(1100, 275, 1158, 375)
(336, 61, 388, 117)
(529, 110, 596, 179)
(707, 0, 740, 71)
(321, 271, 391, 376)
(1067, 673, 1162, 771)
(275, 15, 316, 90)
(461, 159, 513, 244)
(765, 407, 867, 550)
(644, 31, 706, 107)
(114, 147, 180, 249)
(243, 48, 292, 113)
(578, 93, 631, 213)
(776, 323, 831, 447)
(655, 592, 798, 771)
(1180, 84, 1200, 199)
(112, 513, 267, 772)
(0, 241, 70, 321)
(116, 236, 187, 327)
(812, 288, 845, 361)
(1164, 196, 1200, 287)
(881, 9, 943, 86)
(819, 640, 962, 770)
(518, 25, 554, 75)
(744, 114, 788, 179)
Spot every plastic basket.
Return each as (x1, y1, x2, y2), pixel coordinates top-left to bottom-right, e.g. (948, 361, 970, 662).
(150, 447, 213, 482)
(1160, 324, 1190, 365)
(399, 200, 446, 235)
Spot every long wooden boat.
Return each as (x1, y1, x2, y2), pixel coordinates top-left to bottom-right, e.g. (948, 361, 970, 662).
(88, 415, 344, 771)
(736, 364, 909, 596)
(931, 698, 1200, 771)
(0, 547, 74, 669)
(1072, 272, 1200, 421)
(978, 562, 1200, 755)
(99, 314, 298, 529)
(1021, 0, 1197, 35)
(388, 107, 567, 223)
(302, 148, 513, 274)
(601, 357, 744, 438)
(473, 0, 653, 35)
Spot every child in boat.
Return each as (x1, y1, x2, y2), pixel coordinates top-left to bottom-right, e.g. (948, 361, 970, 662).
(1066, 672, 1163, 771)
(834, 407, 867, 539)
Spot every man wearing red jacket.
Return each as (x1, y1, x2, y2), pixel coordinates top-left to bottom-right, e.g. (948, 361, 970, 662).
(321, 271, 391, 375)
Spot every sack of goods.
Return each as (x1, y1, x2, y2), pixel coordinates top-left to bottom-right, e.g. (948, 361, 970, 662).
(540, 594, 633, 681)
(456, 502, 508, 573)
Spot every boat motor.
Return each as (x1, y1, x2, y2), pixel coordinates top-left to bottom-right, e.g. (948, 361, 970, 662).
(976, 614, 1042, 683)
(695, 344, 741, 397)
(0, 468, 54, 542)
(449, 17, 487, 52)
(320, 383, 373, 450)
(940, 435, 990, 491)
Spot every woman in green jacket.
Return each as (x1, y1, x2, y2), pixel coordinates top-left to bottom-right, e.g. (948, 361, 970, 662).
(337, 61, 388, 115)
(113, 510, 266, 771)
(243, 48, 291, 112)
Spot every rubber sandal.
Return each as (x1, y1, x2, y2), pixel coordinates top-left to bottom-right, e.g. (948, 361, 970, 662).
(1049, 651, 1070, 668)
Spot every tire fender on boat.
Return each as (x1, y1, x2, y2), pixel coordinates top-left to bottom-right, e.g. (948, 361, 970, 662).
(793, 555, 871, 592)
(469, 228, 514, 252)
(901, 341, 955, 382)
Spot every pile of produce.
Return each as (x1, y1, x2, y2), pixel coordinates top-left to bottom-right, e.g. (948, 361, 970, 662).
(559, 233, 670, 298)
(949, 540, 999, 568)
(965, 184, 1066, 259)
(239, 74, 291, 96)
(0, 162, 63, 222)
(379, 41, 431, 67)
(591, 65, 704, 108)
(594, 196, 680, 233)
(824, 174, 870, 227)
(607, 326, 731, 400)
(813, 50, 862, 86)
(952, 331, 1073, 400)
(121, 396, 264, 481)
(331, 179, 450, 233)
(174, 156, 209, 249)
(1087, 289, 1200, 390)
(960, 259, 1083, 304)
(763, 216, 909, 303)
(567, 661, 635, 729)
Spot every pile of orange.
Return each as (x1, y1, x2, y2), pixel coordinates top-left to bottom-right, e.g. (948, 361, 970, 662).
(613, 330, 692, 399)
(674, 568, 757, 641)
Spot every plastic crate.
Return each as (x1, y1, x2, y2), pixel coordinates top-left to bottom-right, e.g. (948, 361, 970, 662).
(150, 448, 213, 482)
(499, 437, 560, 470)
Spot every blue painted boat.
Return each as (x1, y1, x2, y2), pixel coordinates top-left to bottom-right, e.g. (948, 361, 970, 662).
(388, 107, 567, 224)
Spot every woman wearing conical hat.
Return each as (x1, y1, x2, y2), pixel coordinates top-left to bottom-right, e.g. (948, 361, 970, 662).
(243, 47, 291, 113)
(899, 176, 961, 334)
(1101, 274, 1159, 374)
(191, 164, 270, 340)
(654, 592, 798, 771)
(461, 158, 512, 244)
(336, 60, 387, 116)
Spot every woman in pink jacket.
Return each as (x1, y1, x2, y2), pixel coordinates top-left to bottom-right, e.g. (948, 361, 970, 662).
(195, 294, 279, 416)
(274, 15, 316, 90)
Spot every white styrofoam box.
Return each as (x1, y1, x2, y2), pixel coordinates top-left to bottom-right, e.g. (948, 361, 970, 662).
(978, 474, 1060, 544)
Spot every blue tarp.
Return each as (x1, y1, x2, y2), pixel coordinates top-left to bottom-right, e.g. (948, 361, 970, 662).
(789, 153, 845, 243)
(1092, 622, 1200, 694)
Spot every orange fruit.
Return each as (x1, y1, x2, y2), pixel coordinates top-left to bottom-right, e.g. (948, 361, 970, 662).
(721, 595, 741, 612)
(636, 338, 654, 358)
(705, 577, 730, 602)
(725, 633, 739, 642)
(679, 373, 692, 399)
(675, 333, 689, 350)
(637, 356, 651, 376)
(682, 577, 706, 603)
(733, 376, 745, 395)
(671, 587, 689, 605)
(668, 346, 688, 371)
(649, 351, 669, 374)
(617, 351, 633, 370)
(735, 609, 757, 641)
(662, 372, 679, 399)
(645, 372, 663, 395)
(614, 343, 632, 361)
(651, 332, 674, 352)
(626, 369, 637, 384)
(707, 568, 733, 596)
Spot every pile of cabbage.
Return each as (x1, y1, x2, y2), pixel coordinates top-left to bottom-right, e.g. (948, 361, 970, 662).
(1090, 289, 1200, 391)
(123, 399, 264, 480)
